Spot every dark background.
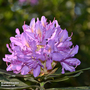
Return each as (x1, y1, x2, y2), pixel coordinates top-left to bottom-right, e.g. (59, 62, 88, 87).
(0, 0, 90, 88)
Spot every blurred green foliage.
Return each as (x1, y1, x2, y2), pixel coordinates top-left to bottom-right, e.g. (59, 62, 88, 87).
(0, 0, 90, 88)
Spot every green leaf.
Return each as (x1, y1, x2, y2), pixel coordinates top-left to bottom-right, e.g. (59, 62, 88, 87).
(44, 67, 90, 80)
(46, 86, 90, 90)
(0, 69, 30, 78)
(44, 70, 84, 83)
(0, 74, 9, 82)
(0, 85, 40, 90)
(67, 71, 83, 78)
(0, 78, 32, 90)
(0, 69, 22, 77)
(24, 77, 39, 83)
(45, 76, 69, 83)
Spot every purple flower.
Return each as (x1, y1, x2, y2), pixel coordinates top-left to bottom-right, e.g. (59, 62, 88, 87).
(3, 16, 81, 77)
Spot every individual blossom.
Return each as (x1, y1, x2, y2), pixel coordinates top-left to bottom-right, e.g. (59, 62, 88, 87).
(3, 16, 81, 77)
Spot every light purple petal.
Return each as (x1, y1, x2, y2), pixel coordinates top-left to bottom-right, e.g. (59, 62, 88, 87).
(13, 70, 20, 74)
(21, 33, 30, 47)
(16, 65, 22, 71)
(41, 16, 47, 27)
(55, 20, 60, 27)
(22, 24, 29, 32)
(50, 28, 61, 41)
(15, 28, 20, 35)
(21, 66, 29, 75)
(33, 65, 40, 77)
(45, 29, 54, 39)
(70, 45, 79, 57)
(52, 53, 64, 61)
(46, 60, 52, 70)
(3, 54, 16, 62)
(6, 64, 13, 71)
(57, 41, 72, 48)
(65, 58, 81, 66)
(59, 29, 68, 42)
(35, 22, 43, 40)
(10, 37, 22, 47)
(30, 18, 35, 32)
(61, 62, 75, 73)
(6, 44, 13, 53)
(25, 32, 35, 41)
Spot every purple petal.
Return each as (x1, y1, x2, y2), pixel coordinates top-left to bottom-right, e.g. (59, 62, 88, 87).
(16, 65, 22, 71)
(22, 24, 29, 32)
(55, 20, 60, 27)
(30, 18, 35, 32)
(45, 29, 54, 39)
(3, 54, 16, 62)
(21, 66, 29, 75)
(15, 28, 20, 35)
(6, 64, 13, 71)
(48, 40, 55, 47)
(59, 29, 68, 42)
(6, 44, 13, 53)
(52, 53, 64, 61)
(41, 16, 47, 27)
(13, 70, 20, 74)
(61, 62, 75, 73)
(33, 65, 40, 77)
(51, 28, 61, 41)
(8, 64, 21, 71)
(65, 58, 81, 66)
(25, 32, 35, 41)
(21, 33, 30, 47)
(35, 22, 43, 37)
(70, 45, 79, 57)
(57, 41, 72, 48)
(10, 37, 22, 47)
(46, 59, 52, 70)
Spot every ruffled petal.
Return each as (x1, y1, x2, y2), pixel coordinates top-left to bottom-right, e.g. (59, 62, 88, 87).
(10, 37, 22, 47)
(61, 62, 75, 73)
(65, 58, 81, 66)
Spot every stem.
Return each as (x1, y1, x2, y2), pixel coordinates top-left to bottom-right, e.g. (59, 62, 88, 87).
(40, 82, 45, 90)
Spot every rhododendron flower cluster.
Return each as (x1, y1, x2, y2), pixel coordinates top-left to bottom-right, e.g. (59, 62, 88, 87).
(3, 16, 81, 77)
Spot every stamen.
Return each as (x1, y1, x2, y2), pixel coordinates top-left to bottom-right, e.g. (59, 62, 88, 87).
(6, 62, 8, 66)
(24, 21, 26, 30)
